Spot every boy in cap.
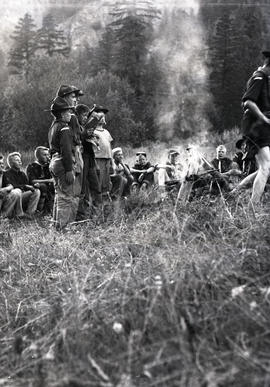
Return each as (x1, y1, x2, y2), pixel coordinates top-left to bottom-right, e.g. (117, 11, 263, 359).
(92, 105, 113, 199)
(48, 96, 80, 229)
(130, 152, 156, 191)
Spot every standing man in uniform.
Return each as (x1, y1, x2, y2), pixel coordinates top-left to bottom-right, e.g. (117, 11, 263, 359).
(48, 97, 79, 230)
(235, 49, 270, 204)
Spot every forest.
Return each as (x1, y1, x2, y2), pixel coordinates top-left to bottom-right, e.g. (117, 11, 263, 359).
(0, 0, 269, 150)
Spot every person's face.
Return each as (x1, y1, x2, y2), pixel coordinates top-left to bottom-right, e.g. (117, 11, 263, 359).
(241, 143, 247, 153)
(217, 147, 226, 159)
(61, 109, 73, 123)
(95, 112, 106, 125)
(114, 151, 123, 163)
(38, 149, 50, 164)
(10, 155, 22, 169)
(138, 155, 147, 166)
(65, 92, 77, 107)
(79, 112, 89, 125)
(0, 159, 4, 173)
(169, 153, 178, 164)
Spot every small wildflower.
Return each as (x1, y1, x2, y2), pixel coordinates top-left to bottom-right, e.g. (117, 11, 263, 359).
(154, 275, 163, 290)
(231, 285, 246, 298)
(249, 301, 258, 311)
(113, 322, 123, 334)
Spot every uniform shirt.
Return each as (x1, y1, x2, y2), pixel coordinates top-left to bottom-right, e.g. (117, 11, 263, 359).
(211, 157, 233, 173)
(26, 162, 51, 184)
(132, 161, 154, 184)
(242, 67, 270, 112)
(49, 119, 74, 172)
(94, 128, 113, 159)
(4, 168, 31, 191)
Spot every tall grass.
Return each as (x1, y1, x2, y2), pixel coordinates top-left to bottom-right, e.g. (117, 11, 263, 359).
(0, 190, 270, 386)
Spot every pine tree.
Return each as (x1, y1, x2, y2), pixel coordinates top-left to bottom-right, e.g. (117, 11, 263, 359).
(36, 14, 70, 57)
(8, 13, 37, 79)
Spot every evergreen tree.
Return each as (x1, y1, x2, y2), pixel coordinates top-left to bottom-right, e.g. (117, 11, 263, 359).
(8, 13, 37, 79)
(37, 14, 70, 57)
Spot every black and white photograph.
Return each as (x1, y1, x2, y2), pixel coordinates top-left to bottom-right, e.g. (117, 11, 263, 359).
(0, 0, 270, 386)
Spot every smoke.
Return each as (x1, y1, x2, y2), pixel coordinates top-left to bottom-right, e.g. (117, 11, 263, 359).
(150, 0, 211, 141)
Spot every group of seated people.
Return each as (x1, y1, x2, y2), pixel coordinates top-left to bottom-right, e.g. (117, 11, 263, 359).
(0, 136, 257, 220)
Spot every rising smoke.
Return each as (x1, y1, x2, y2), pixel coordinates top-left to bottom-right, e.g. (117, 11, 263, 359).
(151, 0, 211, 141)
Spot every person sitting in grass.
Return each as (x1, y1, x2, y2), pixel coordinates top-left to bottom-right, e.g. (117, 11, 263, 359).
(4, 152, 40, 219)
(26, 147, 54, 215)
(0, 154, 22, 219)
(110, 147, 134, 199)
(130, 152, 156, 192)
(210, 144, 242, 193)
(158, 149, 182, 193)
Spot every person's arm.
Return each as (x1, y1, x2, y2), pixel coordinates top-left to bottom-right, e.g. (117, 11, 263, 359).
(244, 100, 270, 125)
(130, 167, 147, 173)
(59, 127, 75, 184)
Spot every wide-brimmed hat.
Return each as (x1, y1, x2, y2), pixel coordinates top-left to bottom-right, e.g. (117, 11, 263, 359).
(235, 138, 246, 149)
(50, 97, 75, 112)
(92, 104, 109, 114)
(262, 48, 270, 58)
(57, 84, 84, 98)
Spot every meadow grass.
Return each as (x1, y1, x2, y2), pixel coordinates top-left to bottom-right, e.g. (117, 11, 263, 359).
(0, 189, 270, 387)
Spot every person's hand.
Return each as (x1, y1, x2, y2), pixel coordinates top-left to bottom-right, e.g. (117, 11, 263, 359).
(138, 173, 144, 183)
(65, 171, 75, 185)
(263, 116, 270, 125)
(25, 185, 35, 192)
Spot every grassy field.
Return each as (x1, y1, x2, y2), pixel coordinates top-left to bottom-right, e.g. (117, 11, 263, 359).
(1, 135, 270, 387)
(0, 188, 270, 387)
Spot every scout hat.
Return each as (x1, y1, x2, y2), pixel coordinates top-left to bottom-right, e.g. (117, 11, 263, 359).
(168, 149, 179, 156)
(50, 97, 75, 112)
(92, 104, 109, 114)
(235, 138, 246, 149)
(57, 84, 84, 98)
(136, 151, 147, 157)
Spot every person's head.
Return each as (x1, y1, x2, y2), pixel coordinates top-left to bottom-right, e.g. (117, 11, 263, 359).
(91, 105, 109, 126)
(50, 97, 74, 122)
(262, 50, 270, 66)
(7, 152, 22, 170)
(216, 145, 227, 159)
(57, 85, 84, 108)
(136, 152, 147, 166)
(235, 138, 247, 153)
(35, 146, 50, 165)
(75, 104, 90, 125)
(112, 147, 123, 163)
(0, 155, 4, 173)
(168, 149, 179, 164)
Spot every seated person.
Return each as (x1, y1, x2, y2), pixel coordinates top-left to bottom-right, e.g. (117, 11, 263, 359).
(158, 149, 182, 192)
(26, 146, 54, 214)
(0, 154, 22, 219)
(4, 153, 40, 218)
(110, 147, 134, 199)
(233, 138, 257, 177)
(130, 152, 156, 191)
(210, 144, 241, 192)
